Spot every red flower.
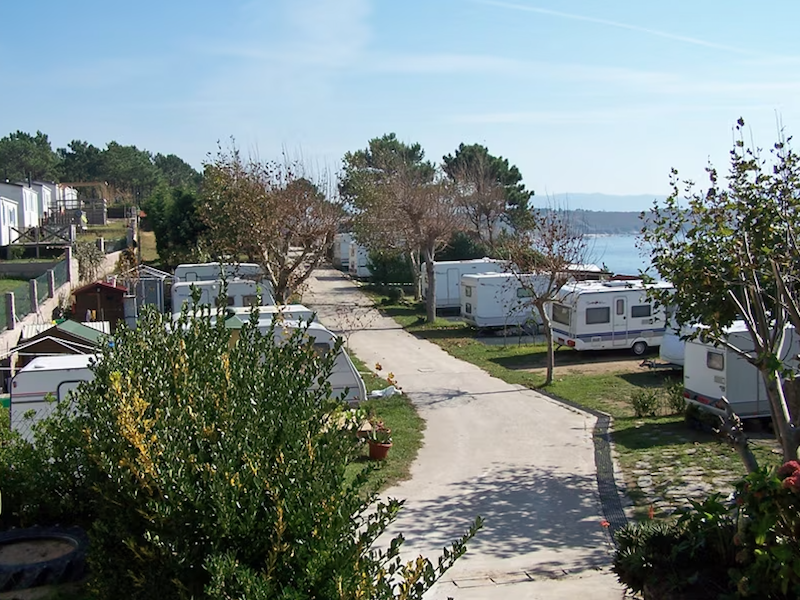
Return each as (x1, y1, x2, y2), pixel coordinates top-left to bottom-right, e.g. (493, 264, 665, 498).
(777, 460, 800, 479)
(600, 520, 610, 528)
(782, 474, 800, 494)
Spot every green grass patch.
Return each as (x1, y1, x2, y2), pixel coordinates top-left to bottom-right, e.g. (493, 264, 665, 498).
(76, 220, 129, 243)
(366, 290, 783, 518)
(0, 277, 30, 294)
(346, 354, 425, 492)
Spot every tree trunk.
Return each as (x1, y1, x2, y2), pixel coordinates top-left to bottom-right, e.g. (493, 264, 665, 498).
(537, 303, 554, 386)
(762, 372, 800, 462)
(425, 246, 436, 324)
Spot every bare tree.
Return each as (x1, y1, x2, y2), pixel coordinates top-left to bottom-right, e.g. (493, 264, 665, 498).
(501, 209, 589, 386)
(201, 144, 343, 301)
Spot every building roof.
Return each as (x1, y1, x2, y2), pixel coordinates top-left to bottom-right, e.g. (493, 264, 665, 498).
(73, 280, 128, 295)
(19, 354, 96, 373)
(118, 264, 173, 280)
(19, 320, 110, 343)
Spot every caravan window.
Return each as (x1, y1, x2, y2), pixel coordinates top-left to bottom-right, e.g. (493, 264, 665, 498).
(631, 305, 652, 318)
(585, 307, 610, 325)
(465, 286, 472, 298)
(552, 304, 570, 326)
(516, 288, 534, 299)
(616, 299, 625, 315)
(707, 351, 724, 371)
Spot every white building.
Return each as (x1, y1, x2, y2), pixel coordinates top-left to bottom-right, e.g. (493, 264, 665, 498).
(0, 196, 20, 246)
(0, 182, 39, 230)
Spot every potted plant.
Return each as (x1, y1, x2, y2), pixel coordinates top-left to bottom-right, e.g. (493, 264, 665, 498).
(367, 421, 392, 461)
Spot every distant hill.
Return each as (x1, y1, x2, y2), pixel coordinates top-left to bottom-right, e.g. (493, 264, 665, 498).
(569, 210, 647, 235)
(537, 193, 667, 213)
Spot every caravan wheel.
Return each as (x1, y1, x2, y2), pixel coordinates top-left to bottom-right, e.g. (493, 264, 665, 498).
(631, 341, 648, 356)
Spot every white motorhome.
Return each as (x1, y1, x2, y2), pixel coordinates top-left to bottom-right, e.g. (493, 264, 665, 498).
(348, 242, 371, 278)
(683, 323, 800, 419)
(9, 355, 95, 442)
(333, 233, 353, 270)
(174, 262, 264, 283)
(658, 311, 693, 367)
(422, 258, 505, 310)
(460, 272, 552, 330)
(547, 280, 673, 355)
(171, 280, 276, 312)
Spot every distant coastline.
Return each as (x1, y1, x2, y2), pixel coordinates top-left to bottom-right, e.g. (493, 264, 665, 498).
(535, 209, 648, 235)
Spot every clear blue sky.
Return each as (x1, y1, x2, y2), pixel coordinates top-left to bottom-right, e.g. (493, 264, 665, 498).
(2, 1, 798, 208)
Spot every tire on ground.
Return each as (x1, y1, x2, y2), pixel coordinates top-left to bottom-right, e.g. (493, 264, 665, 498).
(0, 526, 89, 592)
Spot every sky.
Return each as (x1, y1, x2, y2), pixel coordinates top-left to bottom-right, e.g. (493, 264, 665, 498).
(2, 0, 799, 210)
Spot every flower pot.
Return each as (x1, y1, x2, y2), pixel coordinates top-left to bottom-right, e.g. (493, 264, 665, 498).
(368, 440, 392, 461)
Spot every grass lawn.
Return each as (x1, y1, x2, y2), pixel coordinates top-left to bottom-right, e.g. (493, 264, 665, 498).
(347, 354, 425, 492)
(76, 220, 129, 243)
(0, 277, 31, 294)
(138, 230, 160, 264)
(365, 290, 782, 519)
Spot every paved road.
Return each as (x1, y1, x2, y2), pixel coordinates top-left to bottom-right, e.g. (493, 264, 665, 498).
(306, 268, 626, 599)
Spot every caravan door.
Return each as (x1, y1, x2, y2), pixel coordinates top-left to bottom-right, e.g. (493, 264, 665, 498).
(612, 296, 628, 346)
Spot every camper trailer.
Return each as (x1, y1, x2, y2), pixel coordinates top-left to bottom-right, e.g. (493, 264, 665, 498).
(333, 233, 353, 270)
(180, 314, 365, 406)
(547, 280, 673, 355)
(460, 272, 552, 330)
(225, 304, 318, 323)
(658, 311, 693, 367)
(174, 262, 264, 283)
(171, 280, 276, 312)
(9, 355, 95, 442)
(683, 323, 800, 420)
(422, 258, 505, 310)
(348, 242, 372, 278)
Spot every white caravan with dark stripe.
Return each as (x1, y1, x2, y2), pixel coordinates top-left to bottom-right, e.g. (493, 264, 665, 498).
(547, 280, 673, 356)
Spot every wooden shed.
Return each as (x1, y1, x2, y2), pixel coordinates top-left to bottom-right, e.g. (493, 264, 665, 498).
(13, 320, 109, 369)
(72, 281, 127, 331)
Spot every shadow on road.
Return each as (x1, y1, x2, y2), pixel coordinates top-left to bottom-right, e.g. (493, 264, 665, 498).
(390, 463, 612, 571)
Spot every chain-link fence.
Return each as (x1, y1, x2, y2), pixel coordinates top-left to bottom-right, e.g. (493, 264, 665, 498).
(36, 271, 49, 304)
(105, 237, 129, 254)
(12, 279, 31, 323)
(54, 259, 69, 288)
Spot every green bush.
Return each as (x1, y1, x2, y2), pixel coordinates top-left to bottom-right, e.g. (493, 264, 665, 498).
(630, 389, 659, 417)
(0, 307, 479, 599)
(663, 379, 687, 415)
(368, 251, 415, 285)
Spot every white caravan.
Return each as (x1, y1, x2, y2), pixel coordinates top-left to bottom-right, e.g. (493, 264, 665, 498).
(460, 272, 552, 330)
(182, 315, 366, 406)
(548, 280, 673, 355)
(658, 311, 693, 367)
(171, 280, 276, 312)
(225, 304, 318, 323)
(422, 258, 505, 310)
(9, 355, 95, 442)
(683, 323, 800, 420)
(174, 262, 264, 283)
(348, 242, 372, 278)
(333, 233, 353, 270)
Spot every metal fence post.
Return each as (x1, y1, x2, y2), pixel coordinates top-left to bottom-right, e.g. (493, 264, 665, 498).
(5, 292, 15, 330)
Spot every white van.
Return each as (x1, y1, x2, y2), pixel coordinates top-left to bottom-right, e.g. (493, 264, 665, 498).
(171, 279, 276, 312)
(422, 258, 505, 310)
(10, 355, 95, 442)
(460, 272, 552, 330)
(547, 280, 673, 355)
(174, 262, 264, 283)
(348, 242, 372, 278)
(683, 322, 800, 419)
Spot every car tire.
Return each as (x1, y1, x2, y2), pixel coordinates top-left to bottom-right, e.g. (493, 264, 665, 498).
(0, 526, 89, 592)
(631, 341, 648, 356)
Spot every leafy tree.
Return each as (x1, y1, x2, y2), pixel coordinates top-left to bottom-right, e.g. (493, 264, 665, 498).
(341, 134, 466, 319)
(103, 141, 162, 203)
(0, 130, 59, 182)
(201, 144, 343, 300)
(0, 308, 480, 598)
(442, 143, 534, 241)
(73, 240, 106, 281)
(154, 153, 202, 189)
(144, 185, 207, 266)
(56, 140, 106, 186)
(436, 231, 491, 262)
(641, 118, 800, 465)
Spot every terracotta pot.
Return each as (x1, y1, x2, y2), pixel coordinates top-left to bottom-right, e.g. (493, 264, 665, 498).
(368, 440, 392, 461)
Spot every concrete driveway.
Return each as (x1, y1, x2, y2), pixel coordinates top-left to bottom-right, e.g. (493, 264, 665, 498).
(306, 268, 626, 599)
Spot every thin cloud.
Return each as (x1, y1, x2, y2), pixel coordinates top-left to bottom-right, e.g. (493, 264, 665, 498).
(476, 0, 764, 57)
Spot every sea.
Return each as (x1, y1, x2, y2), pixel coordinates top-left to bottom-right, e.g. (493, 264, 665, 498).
(585, 234, 655, 278)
